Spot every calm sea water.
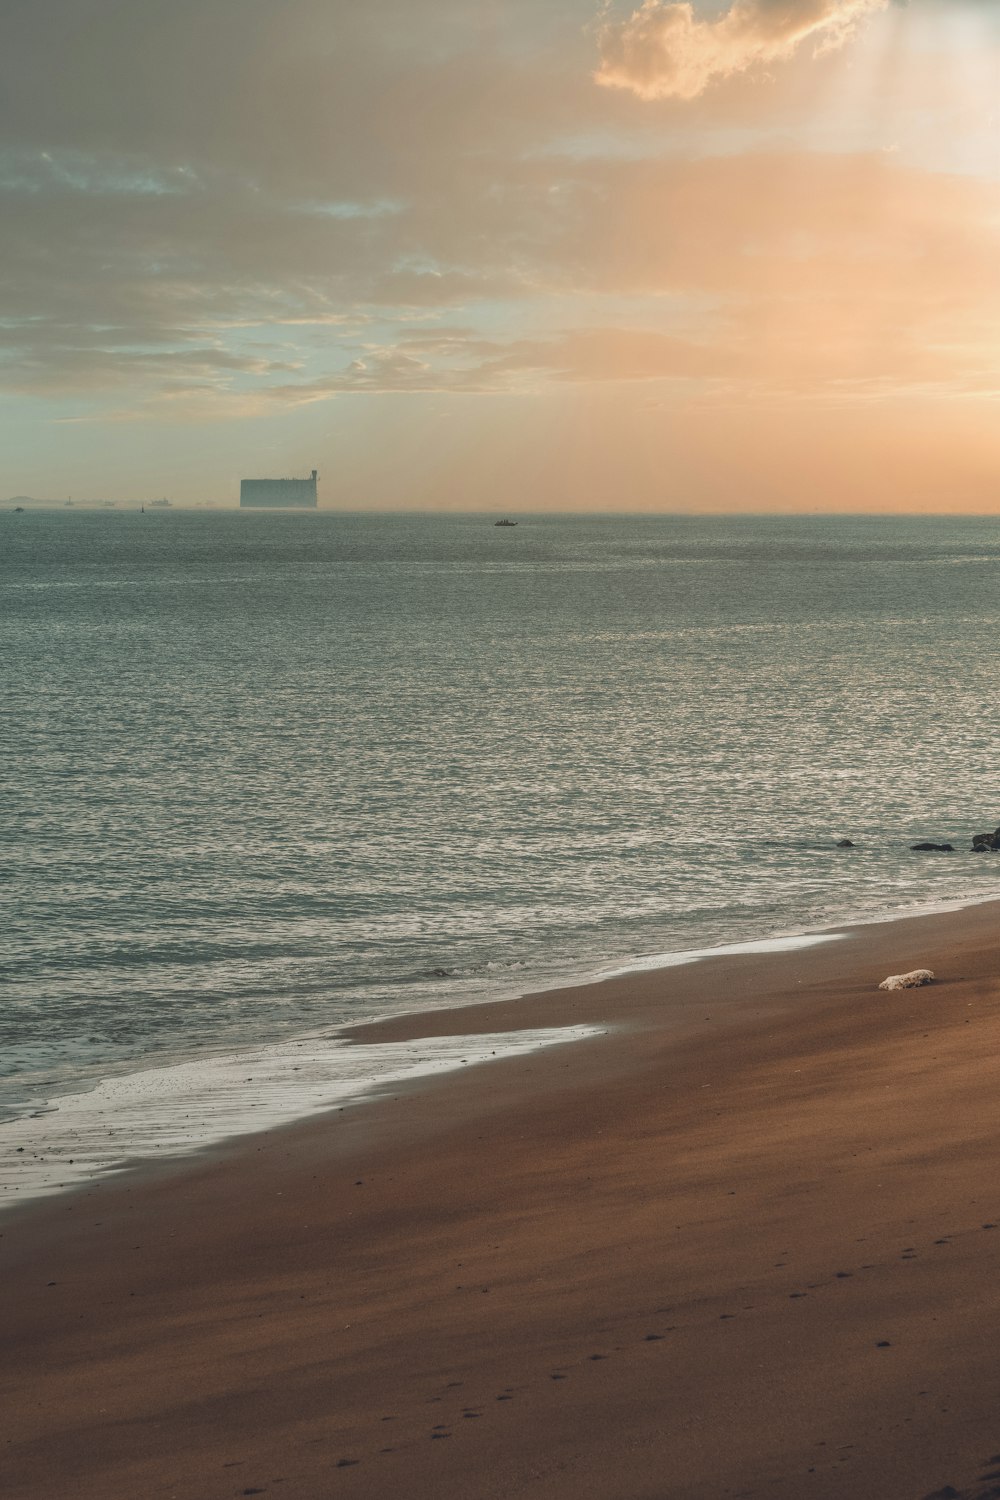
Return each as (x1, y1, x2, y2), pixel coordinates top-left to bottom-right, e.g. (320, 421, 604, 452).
(4, 510, 1000, 1130)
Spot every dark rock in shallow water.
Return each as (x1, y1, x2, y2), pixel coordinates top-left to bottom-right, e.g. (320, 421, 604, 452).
(835, 839, 855, 848)
(911, 843, 954, 852)
(972, 827, 1000, 851)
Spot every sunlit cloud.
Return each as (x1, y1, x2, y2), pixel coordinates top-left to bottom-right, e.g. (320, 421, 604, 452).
(595, 0, 889, 101)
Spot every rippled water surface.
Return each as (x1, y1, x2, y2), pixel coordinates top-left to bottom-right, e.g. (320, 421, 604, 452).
(4, 509, 1000, 1122)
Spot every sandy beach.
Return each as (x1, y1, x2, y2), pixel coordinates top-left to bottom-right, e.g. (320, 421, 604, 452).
(6, 899, 1000, 1500)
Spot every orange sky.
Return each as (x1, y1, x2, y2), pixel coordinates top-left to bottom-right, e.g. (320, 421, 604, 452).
(3, 0, 1000, 509)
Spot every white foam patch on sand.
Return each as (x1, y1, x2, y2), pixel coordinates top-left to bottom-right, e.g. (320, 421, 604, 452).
(0, 1025, 604, 1209)
(597, 932, 844, 981)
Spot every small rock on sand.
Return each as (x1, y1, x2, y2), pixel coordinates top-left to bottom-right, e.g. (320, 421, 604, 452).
(879, 969, 935, 991)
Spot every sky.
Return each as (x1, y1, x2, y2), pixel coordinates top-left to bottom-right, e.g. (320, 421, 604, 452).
(4, 0, 1000, 510)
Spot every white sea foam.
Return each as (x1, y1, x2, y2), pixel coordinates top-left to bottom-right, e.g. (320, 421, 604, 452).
(596, 933, 844, 981)
(0, 1024, 603, 1209)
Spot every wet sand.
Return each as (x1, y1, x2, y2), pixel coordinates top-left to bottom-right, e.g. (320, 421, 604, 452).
(5, 899, 1000, 1500)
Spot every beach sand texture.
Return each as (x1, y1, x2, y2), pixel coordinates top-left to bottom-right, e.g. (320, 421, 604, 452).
(5, 900, 1000, 1500)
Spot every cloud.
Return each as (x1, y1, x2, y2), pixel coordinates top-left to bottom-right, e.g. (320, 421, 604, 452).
(0, 0, 596, 405)
(595, 0, 889, 101)
(0, 0, 994, 425)
(257, 326, 731, 402)
(7, 140, 1000, 411)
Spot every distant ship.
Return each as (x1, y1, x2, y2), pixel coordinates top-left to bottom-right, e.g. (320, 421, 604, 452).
(240, 471, 317, 509)
(494, 518, 518, 527)
(149, 498, 172, 509)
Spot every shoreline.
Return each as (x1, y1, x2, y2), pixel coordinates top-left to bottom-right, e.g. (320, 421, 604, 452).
(7, 896, 1000, 1496)
(5, 885, 1000, 1211)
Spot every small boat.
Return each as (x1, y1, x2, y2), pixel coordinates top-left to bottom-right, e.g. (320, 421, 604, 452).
(494, 518, 518, 527)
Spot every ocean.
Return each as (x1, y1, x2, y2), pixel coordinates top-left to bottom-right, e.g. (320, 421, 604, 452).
(4, 509, 1000, 1198)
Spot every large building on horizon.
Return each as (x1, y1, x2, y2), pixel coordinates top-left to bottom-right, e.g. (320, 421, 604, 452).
(239, 470, 318, 508)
